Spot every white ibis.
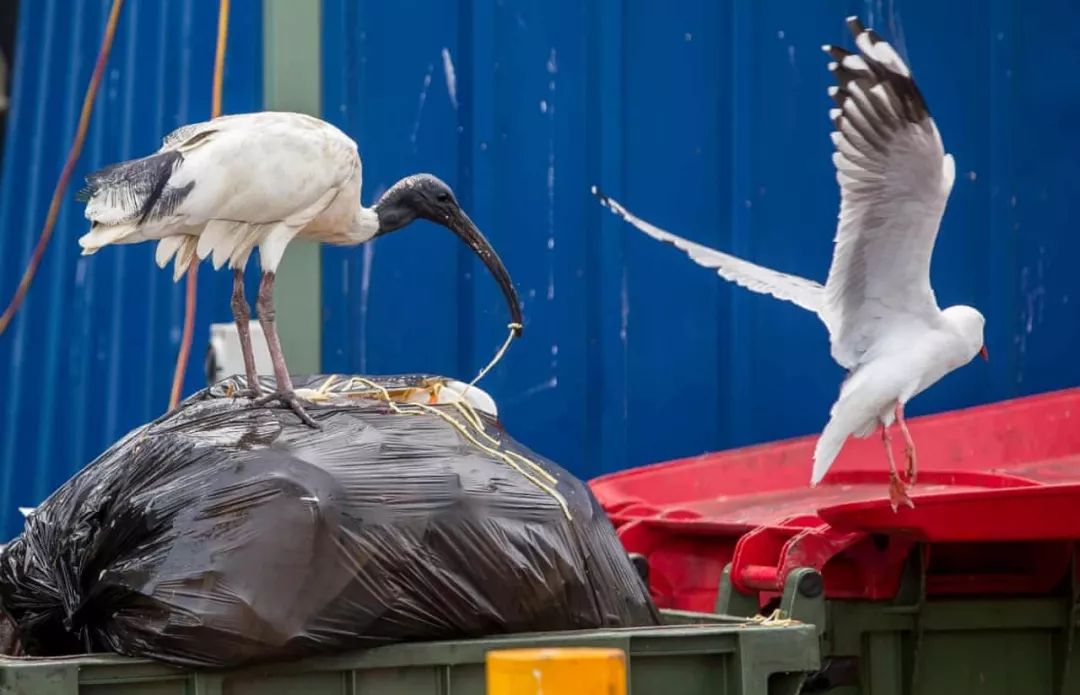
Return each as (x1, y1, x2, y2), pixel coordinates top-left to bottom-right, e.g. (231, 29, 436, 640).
(595, 17, 987, 510)
(77, 111, 522, 427)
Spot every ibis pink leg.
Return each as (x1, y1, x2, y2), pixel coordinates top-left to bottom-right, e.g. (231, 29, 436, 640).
(229, 268, 262, 397)
(895, 402, 917, 484)
(253, 272, 320, 429)
(882, 423, 914, 512)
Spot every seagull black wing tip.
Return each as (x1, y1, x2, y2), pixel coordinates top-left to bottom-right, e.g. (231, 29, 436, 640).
(846, 16, 866, 36)
(826, 45, 852, 62)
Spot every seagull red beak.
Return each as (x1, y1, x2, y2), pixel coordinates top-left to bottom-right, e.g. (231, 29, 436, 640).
(979, 345, 989, 361)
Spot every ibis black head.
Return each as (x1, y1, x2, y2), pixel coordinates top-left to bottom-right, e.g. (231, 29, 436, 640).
(374, 174, 523, 336)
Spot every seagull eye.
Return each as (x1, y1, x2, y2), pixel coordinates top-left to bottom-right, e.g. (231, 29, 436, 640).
(436, 192, 450, 203)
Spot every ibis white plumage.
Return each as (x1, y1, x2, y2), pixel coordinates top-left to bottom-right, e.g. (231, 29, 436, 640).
(78, 111, 522, 426)
(594, 17, 987, 510)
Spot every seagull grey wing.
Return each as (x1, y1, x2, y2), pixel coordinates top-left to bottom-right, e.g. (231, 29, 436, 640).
(594, 188, 825, 315)
(821, 17, 956, 369)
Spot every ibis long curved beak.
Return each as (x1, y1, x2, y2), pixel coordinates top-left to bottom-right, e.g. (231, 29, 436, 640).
(979, 345, 989, 361)
(444, 208, 524, 337)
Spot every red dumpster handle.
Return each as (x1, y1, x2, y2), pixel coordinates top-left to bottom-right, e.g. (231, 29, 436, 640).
(739, 565, 781, 592)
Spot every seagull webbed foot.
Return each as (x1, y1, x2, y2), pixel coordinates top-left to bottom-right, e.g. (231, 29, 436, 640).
(888, 473, 915, 513)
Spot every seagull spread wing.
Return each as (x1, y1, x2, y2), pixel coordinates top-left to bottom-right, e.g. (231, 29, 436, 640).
(819, 17, 956, 369)
(593, 187, 825, 315)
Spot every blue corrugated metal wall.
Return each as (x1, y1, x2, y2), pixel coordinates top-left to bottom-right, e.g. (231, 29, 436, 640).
(0, 0, 262, 536)
(321, 0, 1080, 480)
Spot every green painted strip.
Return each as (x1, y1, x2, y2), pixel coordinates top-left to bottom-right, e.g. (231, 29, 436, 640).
(263, 0, 321, 374)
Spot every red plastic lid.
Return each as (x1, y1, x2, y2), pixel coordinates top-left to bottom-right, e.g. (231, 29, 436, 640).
(591, 388, 1080, 608)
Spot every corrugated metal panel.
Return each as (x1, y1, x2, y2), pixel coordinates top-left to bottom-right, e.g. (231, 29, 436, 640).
(321, 0, 1080, 481)
(0, 0, 262, 536)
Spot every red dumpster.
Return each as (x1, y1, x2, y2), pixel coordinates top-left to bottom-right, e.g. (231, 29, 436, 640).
(591, 388, 1080, 613)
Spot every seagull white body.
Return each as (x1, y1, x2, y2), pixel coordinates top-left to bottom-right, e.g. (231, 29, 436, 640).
(79, 111, 376, 280)
(596, 18, 986, 492)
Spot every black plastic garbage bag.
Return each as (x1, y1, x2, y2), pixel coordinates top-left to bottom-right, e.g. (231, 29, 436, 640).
(0, 375, 658, 667)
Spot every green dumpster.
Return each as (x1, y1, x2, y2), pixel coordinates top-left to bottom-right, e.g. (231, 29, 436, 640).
(0, 615, 819, 695)
(715, 565, 1080, 694)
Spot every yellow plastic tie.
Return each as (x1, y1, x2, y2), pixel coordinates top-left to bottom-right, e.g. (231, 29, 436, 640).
(411, 402, 571, 520)
(470, 322, 523, 387)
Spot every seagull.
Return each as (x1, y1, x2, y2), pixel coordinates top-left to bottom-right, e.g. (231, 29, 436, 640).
(77, 111, 522, 427)
(593, 17, 987, 511)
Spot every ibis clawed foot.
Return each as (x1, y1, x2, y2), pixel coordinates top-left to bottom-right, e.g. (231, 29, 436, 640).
(253, 271, 321, 429)
(253, 390, 320, 429)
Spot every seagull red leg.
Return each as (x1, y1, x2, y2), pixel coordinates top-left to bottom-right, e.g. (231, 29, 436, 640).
(882, 422, 914, 512)
(252, 271, 320, 429)
(895, 402, 917, 484)
(230, 268, 262, 397)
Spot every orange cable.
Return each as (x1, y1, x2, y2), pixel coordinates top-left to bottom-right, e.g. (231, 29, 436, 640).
(0, 0, 126, 336)
(169, 0, 230, 409)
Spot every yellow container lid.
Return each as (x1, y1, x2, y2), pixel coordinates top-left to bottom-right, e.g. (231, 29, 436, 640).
(486, 647, 627, 695)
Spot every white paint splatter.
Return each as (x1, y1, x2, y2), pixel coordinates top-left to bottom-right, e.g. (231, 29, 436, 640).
(507, 376, 559, 406)
(684, 32, 693, 42)
(359, 241, 376, 372)
(550, 345, 559, 356)
(619, 272, 629, 344)
(777, 30, 785, 39)
(545, 48, 557, 303)
(410, 66, 434, 148)
(967, 171, 977, 182)
(1018, 250, 1047, 361)
(787, 45, 796, 66)
(74, 258, 87, 288)
(441, 48, 458, 110)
